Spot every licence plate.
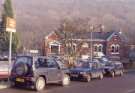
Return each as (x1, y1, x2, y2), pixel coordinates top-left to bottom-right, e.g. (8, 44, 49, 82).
(71, 74, 78, 77)
(16, 78, 24, 82)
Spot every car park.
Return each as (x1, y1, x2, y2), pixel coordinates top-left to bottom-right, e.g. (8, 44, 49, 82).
(103, 62, 124, 77)
(10, 56, 70, 91)
(69, 60, 104, 82)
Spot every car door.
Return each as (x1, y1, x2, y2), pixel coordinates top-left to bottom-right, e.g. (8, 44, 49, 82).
(91, 63, 98, 78)
(46, 58, 62, 82)
(97, 62, 103, 76)
(35, 57, 49, 78)
(93, 62, 102, 78)
(115, 64, 122, 75)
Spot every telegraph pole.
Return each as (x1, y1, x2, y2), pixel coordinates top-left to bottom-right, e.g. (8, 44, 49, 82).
(9, 31, 12, 74)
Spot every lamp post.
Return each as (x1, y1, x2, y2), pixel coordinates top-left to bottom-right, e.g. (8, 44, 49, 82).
(6, 17, 16, 76)
(90, 26, 94, 62)
(89, 24, 105, 62)
(9, 31, 12, 74)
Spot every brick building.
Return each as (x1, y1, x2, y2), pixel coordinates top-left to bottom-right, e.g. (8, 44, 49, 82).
(42, 31, 123, 60)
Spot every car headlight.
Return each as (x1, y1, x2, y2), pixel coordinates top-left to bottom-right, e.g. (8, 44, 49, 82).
(80, 72, 87, 74)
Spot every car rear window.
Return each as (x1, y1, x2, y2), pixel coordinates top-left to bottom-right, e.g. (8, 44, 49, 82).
(75, 61, 93, 68)
(15, 56, 33, 66)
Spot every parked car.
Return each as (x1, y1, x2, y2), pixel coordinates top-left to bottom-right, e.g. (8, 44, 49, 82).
(0, 58, 14, 80)
(103, 62, 124, 77)
(10, 56, 70, 91)
(129, 51, 135, 62)
(96, 56, 111, 66)
(69, 60, 104, 82)
(0, 62, 9, 80)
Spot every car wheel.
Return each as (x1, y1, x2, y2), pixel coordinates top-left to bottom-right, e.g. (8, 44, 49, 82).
(35, 77, 45, 91)
(61, 74, 70, 86)
(111, 72, 115, 78)
(99, 73, 103, 80)
(84, 74, 91, 82)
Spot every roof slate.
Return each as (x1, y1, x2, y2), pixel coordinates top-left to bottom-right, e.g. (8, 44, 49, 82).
(72, 31, 115, 40)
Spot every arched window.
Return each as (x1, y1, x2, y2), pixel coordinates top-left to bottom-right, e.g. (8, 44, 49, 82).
(94, 44, 98, 52)
(98, 44, 103, 52)
(111, 44, 120, 53)
(115, 44, 120, 53)
(111, 44, 115, 53)
(94, 44, 103, 52)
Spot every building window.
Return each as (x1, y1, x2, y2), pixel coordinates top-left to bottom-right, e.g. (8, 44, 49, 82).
(98, 44, 103, 52)
(49, 41, 61, 54)
(111, 44, 120, 54)
(94, 45, 98, 52)
(111, 45, 115, 53)
(115, 44, 120, 53)
(50, 45, 59, 54)
(94, 44, 103, 52)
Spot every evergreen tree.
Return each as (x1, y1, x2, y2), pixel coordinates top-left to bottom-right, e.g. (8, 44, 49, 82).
(3, 0, 14, 18)
(0, 0, 20, 53)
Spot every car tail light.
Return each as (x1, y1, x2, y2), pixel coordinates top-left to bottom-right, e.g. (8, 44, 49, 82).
(11, 72, 16, 76)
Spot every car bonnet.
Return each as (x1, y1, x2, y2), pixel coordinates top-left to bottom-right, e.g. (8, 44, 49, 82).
(70, 67, 91, 72)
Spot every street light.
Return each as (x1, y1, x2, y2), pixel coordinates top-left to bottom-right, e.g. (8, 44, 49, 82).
(89, 24, 105, 62)
(90, 25, 94, 62)
(5, 17, 16, 78)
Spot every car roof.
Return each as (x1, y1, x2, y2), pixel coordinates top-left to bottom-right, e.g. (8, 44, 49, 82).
(16, 55, 55, 59)
(114, 62, 122, 65)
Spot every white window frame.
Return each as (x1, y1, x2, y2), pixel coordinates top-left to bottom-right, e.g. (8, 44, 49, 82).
(94, 44, 103, 52)
(111, 44, 120, 54)
(94, 44, 98, 52)
(98, 44, 103, 52)
(49, 41, 61, 54)
(115, 44, 120, 53)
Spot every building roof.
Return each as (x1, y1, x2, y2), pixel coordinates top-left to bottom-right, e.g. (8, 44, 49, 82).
(71, 31, 116, 41)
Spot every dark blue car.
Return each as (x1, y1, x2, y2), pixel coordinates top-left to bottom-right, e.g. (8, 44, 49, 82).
(103, 62, 124, 77)
(69, 60, 104, 82)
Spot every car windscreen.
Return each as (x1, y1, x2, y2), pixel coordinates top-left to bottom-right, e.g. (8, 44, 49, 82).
(114, 63, 123, 68)
(101, 57, 109, 62)
(15, 56, 33, 66)
(105, 63, 114, 66)
(76, 62, 92, 68)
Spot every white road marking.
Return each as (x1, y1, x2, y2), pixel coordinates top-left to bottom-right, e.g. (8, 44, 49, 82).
(127, 89, 135, 93)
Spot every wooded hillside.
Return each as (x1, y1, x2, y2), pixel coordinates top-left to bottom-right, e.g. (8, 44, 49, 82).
(3, 0, 134, 49)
